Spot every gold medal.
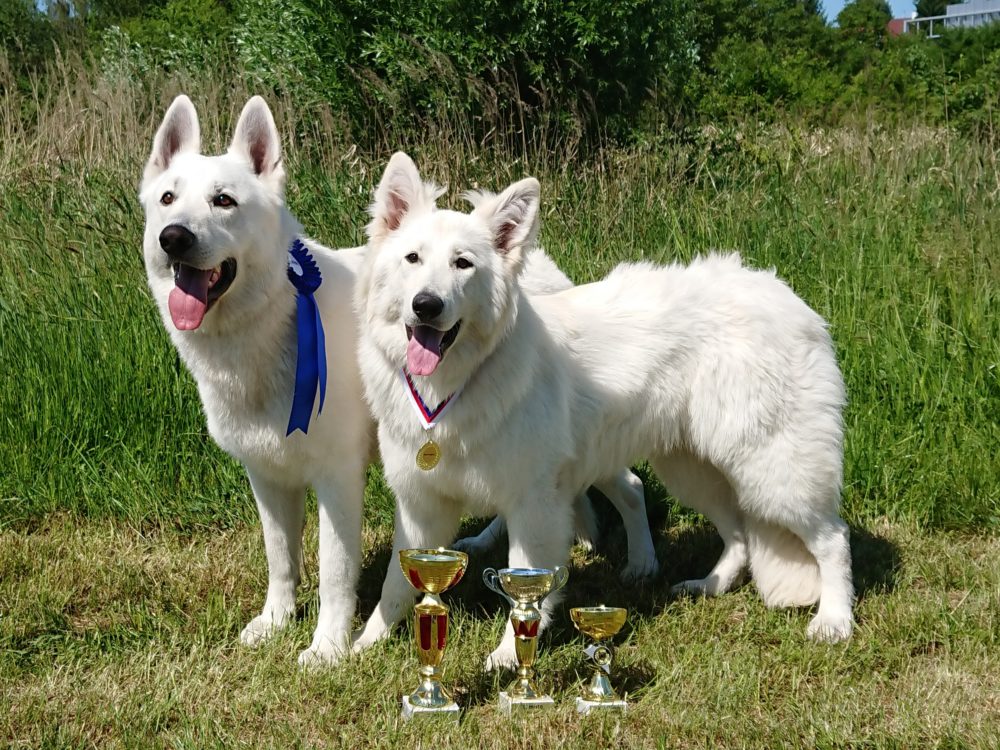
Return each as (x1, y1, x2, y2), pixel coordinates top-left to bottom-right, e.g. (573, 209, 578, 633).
(416, 440, 441, 471)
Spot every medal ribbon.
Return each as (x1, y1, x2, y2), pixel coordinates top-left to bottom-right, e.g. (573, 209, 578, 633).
(286, 239, 328, 436)
(400, 368, 462, 430)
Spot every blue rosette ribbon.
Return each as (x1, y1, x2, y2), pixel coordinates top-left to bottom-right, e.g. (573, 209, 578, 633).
(285, 239, 327, 435)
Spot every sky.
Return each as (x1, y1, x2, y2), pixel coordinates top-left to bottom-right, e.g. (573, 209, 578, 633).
(823, 1, 917, 22)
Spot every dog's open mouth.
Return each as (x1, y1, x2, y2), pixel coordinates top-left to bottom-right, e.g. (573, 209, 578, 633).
(167, 258, 237, 331)
(405, 322, 461, 376)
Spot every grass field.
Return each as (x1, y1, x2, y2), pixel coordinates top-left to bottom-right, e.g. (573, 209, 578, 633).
(1, 70, 999, 747)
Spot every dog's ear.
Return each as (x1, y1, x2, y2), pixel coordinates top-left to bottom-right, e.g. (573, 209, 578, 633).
(368, 152, 435, 243)
(474, 177, 540, 260)
(229, 96, 285, 190)
(143, 95, 200, 185)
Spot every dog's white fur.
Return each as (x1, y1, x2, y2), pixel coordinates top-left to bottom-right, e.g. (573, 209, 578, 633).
(354, 153, 854, 668)
(453, 249, 658, 581)
(141, 95, 373, 665)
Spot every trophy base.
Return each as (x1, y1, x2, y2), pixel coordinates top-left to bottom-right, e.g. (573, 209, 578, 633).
(575, 696, 628, 715)
(499, 691, 555, 715)
(401, 696, 460, 722)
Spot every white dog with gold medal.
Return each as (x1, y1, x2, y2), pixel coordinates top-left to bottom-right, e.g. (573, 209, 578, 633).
(353, 153, 854, 670)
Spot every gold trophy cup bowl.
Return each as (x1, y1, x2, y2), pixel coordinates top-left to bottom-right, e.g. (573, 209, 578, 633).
(483, 566, 569, 713)
(570, 605, 628, 714)
(399, 548, 468, 720)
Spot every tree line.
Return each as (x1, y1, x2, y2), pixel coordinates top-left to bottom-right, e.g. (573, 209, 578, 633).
(3, 0, 999, 145)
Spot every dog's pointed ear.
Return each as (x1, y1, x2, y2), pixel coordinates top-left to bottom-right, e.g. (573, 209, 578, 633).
(229, 96, 285, 189)
(143, 95, 200, 185)
(475, 177, 540, 260)
(368, 152, 432, 244)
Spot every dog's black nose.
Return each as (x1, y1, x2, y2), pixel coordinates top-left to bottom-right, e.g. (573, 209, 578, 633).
(412, 292, 444, 322)
(159, 224, 196, 258)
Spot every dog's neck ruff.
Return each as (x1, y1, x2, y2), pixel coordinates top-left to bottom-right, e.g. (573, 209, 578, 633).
(286, 239, 327, 435)
(400, 368, 462, 430)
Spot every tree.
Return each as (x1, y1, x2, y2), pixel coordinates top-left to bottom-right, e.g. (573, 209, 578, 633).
(915, 0, 949, 17)
(837, 0, 892, 34)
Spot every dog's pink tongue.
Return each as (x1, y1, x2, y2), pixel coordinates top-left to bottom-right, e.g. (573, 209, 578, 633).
(407, 327, 445, 376)
(168, 265, 212, 331)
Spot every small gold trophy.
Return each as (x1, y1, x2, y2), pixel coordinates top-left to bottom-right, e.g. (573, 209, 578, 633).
(399, 548, 469, 721)
(569, 605, 628, 714)
(483, 566, 569, 713)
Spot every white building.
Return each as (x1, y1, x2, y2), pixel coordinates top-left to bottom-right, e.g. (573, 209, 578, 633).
(904, 0, 1000, 36)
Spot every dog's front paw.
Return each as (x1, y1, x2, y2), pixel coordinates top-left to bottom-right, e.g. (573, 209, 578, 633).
(298, 640, 349, 668)
(484, 641, 518, 672)
(351, 625, 389, 655)
(670, 577, 718, 598)
(239, 612, 290, 647)
(806, 612, 853, 644)
(621, 555, 660, 583)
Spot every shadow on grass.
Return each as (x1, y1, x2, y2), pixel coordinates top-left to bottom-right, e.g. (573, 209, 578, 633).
(353, 478, 901, 659)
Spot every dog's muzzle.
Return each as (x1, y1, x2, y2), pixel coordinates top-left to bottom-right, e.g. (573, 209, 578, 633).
(160, 224, 197, 259)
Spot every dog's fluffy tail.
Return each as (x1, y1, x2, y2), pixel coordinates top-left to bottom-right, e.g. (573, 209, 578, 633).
(746, 517, 821, 607)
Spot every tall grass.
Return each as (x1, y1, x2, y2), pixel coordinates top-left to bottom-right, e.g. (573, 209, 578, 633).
(0, 58, 998, 532)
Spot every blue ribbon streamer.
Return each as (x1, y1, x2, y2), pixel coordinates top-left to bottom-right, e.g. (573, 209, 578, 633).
(286, 239, 327, 435)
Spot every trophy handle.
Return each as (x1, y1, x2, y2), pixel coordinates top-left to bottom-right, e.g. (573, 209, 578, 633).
(551, 565, 569, 593)
(482, 568, 515, 606)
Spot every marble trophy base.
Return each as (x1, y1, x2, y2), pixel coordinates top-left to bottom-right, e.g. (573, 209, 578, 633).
(401, 695, 460, 722)
(498, 690, 555, 715)
(575, 696, 628, 715)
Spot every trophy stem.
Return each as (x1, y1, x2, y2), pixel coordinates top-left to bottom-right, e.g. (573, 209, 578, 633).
(575, 639, 627, 714)
(585, 668, 619, 702)
(499, 605, 553, 711)
(404, 597, 458, 715)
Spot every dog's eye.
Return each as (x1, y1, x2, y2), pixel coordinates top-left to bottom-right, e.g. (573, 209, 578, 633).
(160, 191, 175, 206)
(212, 193, 237, 208)
(405, 252, 419, 264)
(455, 257, 474, 270)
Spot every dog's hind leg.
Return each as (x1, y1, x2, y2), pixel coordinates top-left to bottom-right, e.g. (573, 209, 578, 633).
(781, 512, 854, 643)
(485, 494, 574, 672)
(593, 469, 659, 582)
(651, 452, 749, 597)
(241, 469, 306, 648)
(353, 494, 462, 654)
(299, 465, 366, 667)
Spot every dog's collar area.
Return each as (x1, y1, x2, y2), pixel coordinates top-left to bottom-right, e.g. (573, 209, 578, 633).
(400, 368, 463, 430)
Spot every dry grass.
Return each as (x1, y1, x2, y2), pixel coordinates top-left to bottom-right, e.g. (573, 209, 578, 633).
(1, 516, 999, 748)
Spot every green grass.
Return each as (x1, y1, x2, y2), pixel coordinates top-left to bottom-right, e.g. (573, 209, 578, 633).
(1, 124, 997, 529)
(1, 69, 999, 746)
(1, 515, 998, 747)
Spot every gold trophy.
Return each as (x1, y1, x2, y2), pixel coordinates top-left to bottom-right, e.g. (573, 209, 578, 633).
(398, 548, 469, 721)
(569, 605, 628, 714)
(482, 566, 569, 713)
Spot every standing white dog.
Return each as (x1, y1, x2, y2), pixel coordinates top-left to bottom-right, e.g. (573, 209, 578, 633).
(354, 153, 854, 668)
(141, 94, 373, 665)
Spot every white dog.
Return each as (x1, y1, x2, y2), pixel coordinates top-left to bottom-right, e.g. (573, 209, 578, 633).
(141, 94, 373, 665)
(353, 153, 854, 668)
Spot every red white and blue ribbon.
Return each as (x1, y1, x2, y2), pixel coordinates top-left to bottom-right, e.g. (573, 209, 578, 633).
(286, 239, 327, 435)
(400, 368, 462, 430)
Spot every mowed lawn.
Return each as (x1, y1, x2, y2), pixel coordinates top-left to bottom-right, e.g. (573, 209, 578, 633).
(1, 79, 998, 746)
